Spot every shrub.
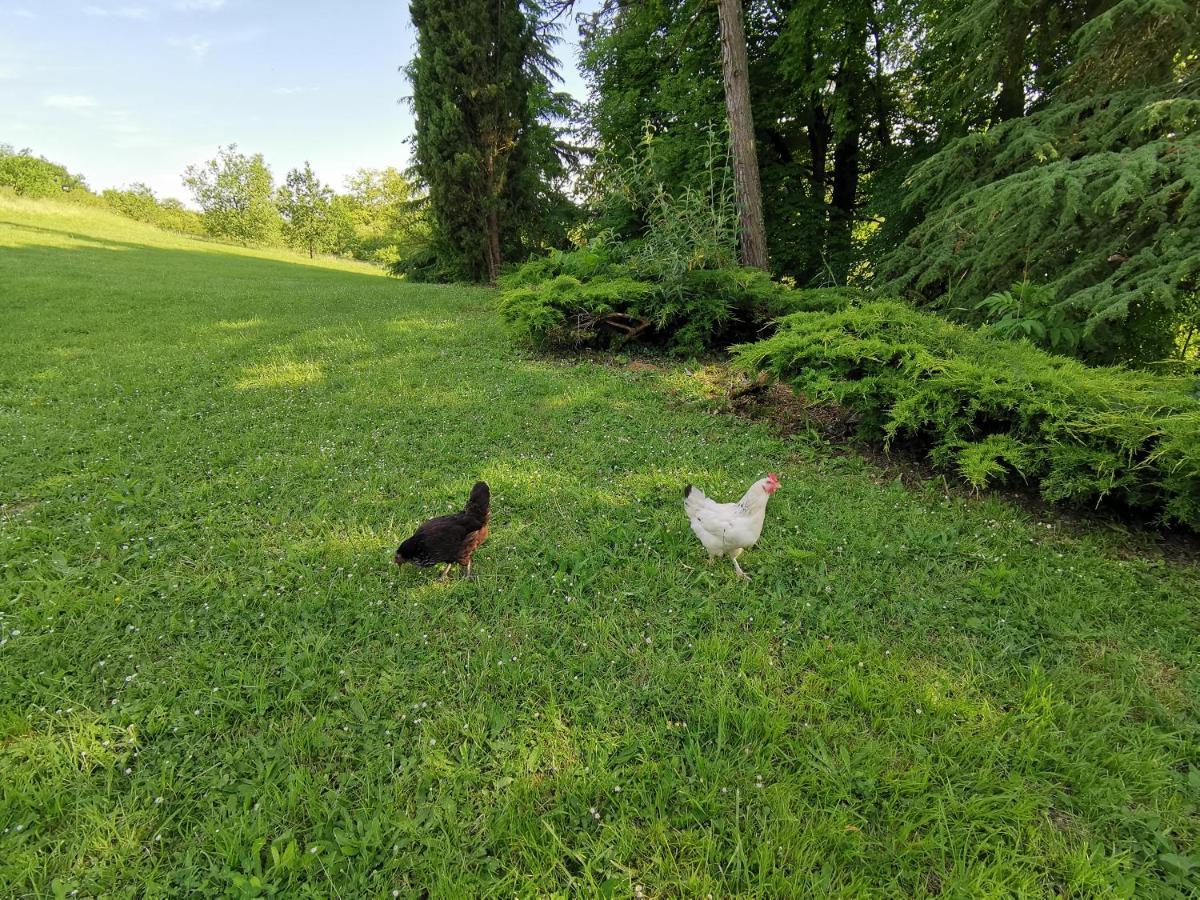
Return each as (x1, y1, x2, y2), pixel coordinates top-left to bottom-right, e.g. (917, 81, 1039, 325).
(389, 244, 464, 283)
(0, 146, 88, 198)
(734, 300, 1200, 528)
(497, 247, 793, 354)
(497, 127, 782, 354)
(100, 184, 205, 236)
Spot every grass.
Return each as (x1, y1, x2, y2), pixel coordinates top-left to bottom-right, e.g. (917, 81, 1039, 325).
(1, 196, 1198, 898)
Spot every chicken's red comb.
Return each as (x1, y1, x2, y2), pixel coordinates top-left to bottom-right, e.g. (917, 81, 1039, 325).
(767, 472, 780, 482)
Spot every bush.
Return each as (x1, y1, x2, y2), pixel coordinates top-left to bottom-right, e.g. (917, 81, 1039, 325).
(389, 245, 463, 283)
(733, 300, 1200, 528)
(496, 127, 784, 354)
(101, 184, 205, 236)
(0, 146, 88, 198)
(497, 247, 793, 354)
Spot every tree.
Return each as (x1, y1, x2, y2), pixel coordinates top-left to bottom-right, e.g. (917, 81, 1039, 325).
(407, 0, 571, 282)
(716, 0, 768, 269)
(0, 145, 89, 197)
(776, 0, 902, 281)
(183, 145, 281, 245)
(579, 0, 897, 281)
(101, 183, 161, 223)
(339, 167, 428, 264)
(276, 162, 336, 258)
(880, 0, 1200, 364)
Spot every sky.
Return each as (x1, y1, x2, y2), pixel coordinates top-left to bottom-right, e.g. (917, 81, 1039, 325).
(0, 0, 599, 201)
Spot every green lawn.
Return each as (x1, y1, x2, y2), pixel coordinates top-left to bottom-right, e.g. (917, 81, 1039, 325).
(2, 196, 1198, 898)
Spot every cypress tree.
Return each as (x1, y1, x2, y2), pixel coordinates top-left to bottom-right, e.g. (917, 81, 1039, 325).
(407, 0, 569, 283)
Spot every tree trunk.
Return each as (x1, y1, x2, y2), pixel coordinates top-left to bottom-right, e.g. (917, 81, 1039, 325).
(716, 0, 768, 271)
(995, 23, 1027, 121)
(829, 127, 860, 276)
(483, 140, 502, 285)
(485, 208, 501, 284)
(807, 97, 829, 199)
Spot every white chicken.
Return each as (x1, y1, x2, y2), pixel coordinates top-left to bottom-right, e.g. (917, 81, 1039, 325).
(683, 473, 780, 579)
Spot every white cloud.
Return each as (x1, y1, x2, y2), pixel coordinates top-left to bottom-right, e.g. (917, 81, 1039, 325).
(43, 94, 99, 111)
(82, 5, 154, 19)
(12, 7, 35, 17)
(174, 0, 227, 9)
(168, 35, 212, 59)
(167, 25, 258, 61)
(0, 65, 17, 80)
(271, 86, 320, 96)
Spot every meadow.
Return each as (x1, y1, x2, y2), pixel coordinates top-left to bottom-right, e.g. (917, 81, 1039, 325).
(1, 197, 1198, 897)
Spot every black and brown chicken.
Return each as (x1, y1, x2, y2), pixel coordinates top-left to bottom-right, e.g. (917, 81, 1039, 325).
(394, 481, 490, 579)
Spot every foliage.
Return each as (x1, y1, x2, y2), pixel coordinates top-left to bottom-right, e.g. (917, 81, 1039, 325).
(975, 280, 1087, 355)
(183, 144, 282, 245)
(0, 145, 89, 197)
(735, 299, 1200, 528)
(498, 128, 789, 352)
(5, 197, 1200, 896)
(588, 127, 739, 281)
(338, 167, 429, 265)
(101, 183, 204, 236)
(406, 0, 574, 282)
(878, 1, 1200, 365)
(497, 246, 792, 353)
(276, 162, 338, 258)
(580, 0, 905, 282)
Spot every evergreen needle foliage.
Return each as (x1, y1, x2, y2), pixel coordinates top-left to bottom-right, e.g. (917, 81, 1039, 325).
(405, 0, 573, 282)
(735, 296, 1200, 527)
(880, 81, 1200, 365)
(879, 0, 1200, 366)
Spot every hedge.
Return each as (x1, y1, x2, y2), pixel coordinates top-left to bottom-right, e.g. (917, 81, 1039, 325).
(734, 296, 1200, 528)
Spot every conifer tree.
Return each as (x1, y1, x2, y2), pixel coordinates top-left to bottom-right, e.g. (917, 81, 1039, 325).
(880, 0, 1200, 364)
(407, 0, 570, 282)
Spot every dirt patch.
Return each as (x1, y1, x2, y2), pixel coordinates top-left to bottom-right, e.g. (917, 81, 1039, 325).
(625, 360, 663, 374)
(0, 499, 39, 524)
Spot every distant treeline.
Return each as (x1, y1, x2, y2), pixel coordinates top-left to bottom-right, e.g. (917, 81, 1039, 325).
(0, 143, 427, 265)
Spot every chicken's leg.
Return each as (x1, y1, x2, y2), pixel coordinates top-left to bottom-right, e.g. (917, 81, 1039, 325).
(463, 557, 475, 579)
(439, 563, 454, 581)
(730, 549, 750, 581)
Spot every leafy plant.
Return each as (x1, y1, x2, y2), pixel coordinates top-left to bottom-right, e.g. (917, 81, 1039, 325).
(0, 145, 89, 197)
(975, 280, 1087, 354)
(588, 127, 739, 285)
(735, 299, 1200, 527)
(498, 129, 794, 353)
(497, 246, 791, 354)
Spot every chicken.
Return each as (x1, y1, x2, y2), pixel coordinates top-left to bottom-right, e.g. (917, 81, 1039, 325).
(395, 481, 490, 579)
(683, 473, 779, 579)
